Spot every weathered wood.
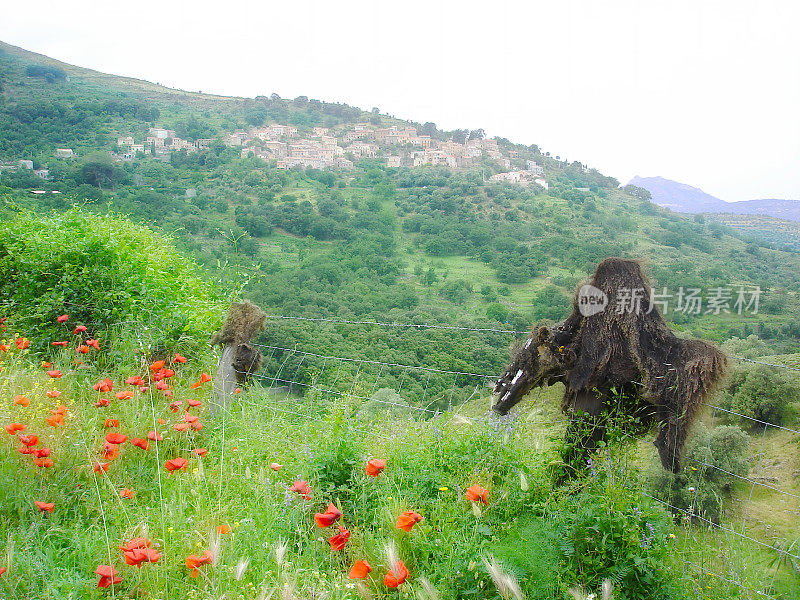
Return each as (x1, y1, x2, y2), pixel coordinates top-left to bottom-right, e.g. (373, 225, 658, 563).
(212, 344, 238, 414)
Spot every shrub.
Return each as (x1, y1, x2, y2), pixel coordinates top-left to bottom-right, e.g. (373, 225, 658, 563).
(724, 363, 799, 426)
(0, 208, 224, 352)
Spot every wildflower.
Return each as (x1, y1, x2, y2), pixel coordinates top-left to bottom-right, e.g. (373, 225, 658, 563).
(73, 326, 87, 335)
(366, 458, 386, 477)
(465, 484, 489, 505)
(217, 524, 231, 535)
(288, 480, 311, 500)
(235, 387, 242, 394)
(187, 399, 201, 407)
(115, 391, 134, 400)
(165, 457, 188, 472)
(106, 433, 128, 445)
(46, 390, 62, 398)
(13, 395, 30, 407)
(156, 380, 170, 391)
(95, 565, 122, 588)
(270, 462, 282, 471)
(349, 560, 372, 579)
(396, 510, 422, 532)
(121, 538, 160, 567)
(189, 372, 212, 389)
(46, 415, 61, 427)
(47, 370, 62, 379)
(150, 360, 165, 372)
(18, 434, 39, 447)
(120, 488, 134, 499)
(104, 419, 119, 428)
(5, 423, 26, 435)
(57, 314, 69, 323)
(482, 555, 522, 600)
(93, 378, 113, 393)
(438, 487, 449, 492)
(34, 457, 54, 468)
(15, 338, 30, 350)
(125, 376, 145, 386)
(192, 448, 207, 457)
(35, 501, 55, 513)
(94, 398, 110, 407)
(77, 345, 90, 354)
(315, 502, 343, 528)
(174, 423, 189, 432)
(103, 443, 119, 460)
(147, 431, 163, 441)
(329, 525, 350, 551)
(0, 344, 7, 352)
(128, 438, 149, 451)
(384, 560, 409, 588)
(52, 341, 68, 347)
(94, 461, 111, 473)
(186, 551, 213, 578)
(174, 354, 187, 363)
(0, 567, 5, 576)
(42, 362, 52, 369)
(32, 448, 51, 458)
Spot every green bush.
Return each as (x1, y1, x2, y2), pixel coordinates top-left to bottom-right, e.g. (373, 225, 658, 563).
(0, 207, 224, 352)
(724, 363, 799, 426)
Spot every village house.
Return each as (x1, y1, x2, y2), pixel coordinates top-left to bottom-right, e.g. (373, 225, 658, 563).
(345, 141, 377, 158)
(117, 136, 135, 147)
(18, 159, 33, 169)
(385, 155, 403, 168)
(54, 149, 75, 158)
(311, 127, 330, 137)
(34, 168, 50, 180)
(148, 128, 176, 140)
(131, 144, 145, 154)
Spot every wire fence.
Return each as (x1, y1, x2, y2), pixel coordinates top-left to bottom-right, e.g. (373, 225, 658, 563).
(231, 315, 800, 600)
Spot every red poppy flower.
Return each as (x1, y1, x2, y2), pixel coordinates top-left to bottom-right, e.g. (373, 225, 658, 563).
(186, 551, 213, 578)
(57, 314, 69, 323)
(93, 378, 113, 392)
(15, 338, 30, 350)
(465, 485, 489, 505)
(384, 560, 410, 588)
(289, 480, 311, 499)
(86, 339, 100, 350)
(13, 395, 30, 407)
(53, 405, 68, 416)
(121, 538, 160, 567)
(46, 390, 62, 398)
(18, 434, 39, 447)
(162, 368, 175, 379)
(187, 399, 201, 407)
(168, 400, 182, 413)
(366, 458, 386, 477)
(77, 345, 90, 354)
(329, 524, 350, 551)
(130, 438, 150, 451)
(0, 566, 5, 576)
(155, 380, 170, 391)
(106, 433, 127, 445)
(47, 370, 62, 379)
(182, 413, 199, 423)
(216, 524, 231, 535)
(34, 457, 54, 468)
(0, 344, 8, 352)
(104, 419, 119, 428)
(270, 462, 282, 471)
(120, 488, 134, 499)
(35, 501, 55, 513)
(349, 560, 372, 579)
(396, 510, 423, 532)
(33, 447, 51, 458)
(52, 341, 68, 347)
(18, 448, 33, 455)
(189, 372, 212, 389)
(192, 448, 207, 457)
(150, 360, 165, 372)
(103, 443, 119, 460)
(46, 415, 63, 427)
(95, 565, 122, 588)
(165, 457, 188, 472)
(125, 376, 145, 386)
(115, 391, 134, 400)
(147, 430, 163, 441)
(42, 362, 52, 369)
(5, 423, 26, 435)
(94, 398, 110, 407)
(73, 325, 87, 335)
(173, 423, 189, 432)
(174, 354, 187, 364)
(315, 502, 343, 528)
(94, 461, 110, 473)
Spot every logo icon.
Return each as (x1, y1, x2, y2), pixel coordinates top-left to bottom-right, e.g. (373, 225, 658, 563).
(577, 285, 608, 317)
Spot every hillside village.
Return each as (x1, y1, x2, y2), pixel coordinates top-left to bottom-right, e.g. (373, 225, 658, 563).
(114, 122, 549, 188)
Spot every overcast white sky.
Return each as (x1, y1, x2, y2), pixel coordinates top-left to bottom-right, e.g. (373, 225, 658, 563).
(2, 0, 798, 201)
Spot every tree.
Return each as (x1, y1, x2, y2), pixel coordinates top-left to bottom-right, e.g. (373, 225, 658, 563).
(451, 129, 468, 144)
(421, 122, 438, 137)
(468, 128, 485, 141)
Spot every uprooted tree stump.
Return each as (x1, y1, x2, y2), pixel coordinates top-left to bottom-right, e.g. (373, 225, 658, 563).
(210, 300, 266, 414)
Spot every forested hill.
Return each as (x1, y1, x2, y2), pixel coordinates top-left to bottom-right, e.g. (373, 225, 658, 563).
(1, 39, 799, 388)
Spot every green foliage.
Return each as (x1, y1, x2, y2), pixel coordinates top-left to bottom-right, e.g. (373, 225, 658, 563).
(647, 423, 750, 524)
(0, 207, 224, 352)
(723, 363, 799, 426)
(532, 284, 570, 322)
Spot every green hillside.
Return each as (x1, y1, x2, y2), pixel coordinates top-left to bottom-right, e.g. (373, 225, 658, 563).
(1, 37, 799, 390)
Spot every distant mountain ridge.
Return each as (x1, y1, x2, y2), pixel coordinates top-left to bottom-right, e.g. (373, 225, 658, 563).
(629, 176, 800, 222)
